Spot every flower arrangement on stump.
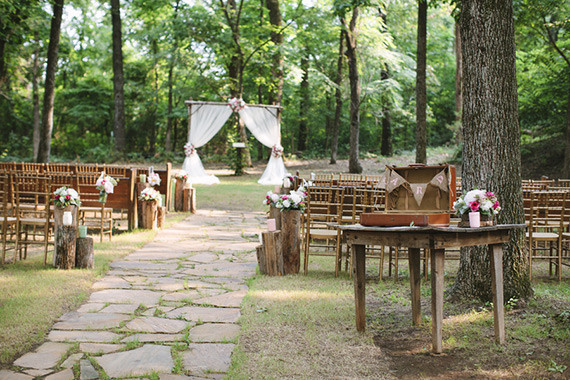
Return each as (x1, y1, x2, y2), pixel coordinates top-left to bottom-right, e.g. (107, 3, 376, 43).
(139, 187, 161, 202)
(96, 172, 118, 203)
(453, 189, 501, 227)
(53, 187, 81, 208)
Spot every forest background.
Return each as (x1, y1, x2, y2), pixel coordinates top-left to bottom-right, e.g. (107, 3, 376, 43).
(0, 0, 568, 179)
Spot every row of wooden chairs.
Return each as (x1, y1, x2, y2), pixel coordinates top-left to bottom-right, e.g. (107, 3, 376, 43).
(0, 171, 114, 265)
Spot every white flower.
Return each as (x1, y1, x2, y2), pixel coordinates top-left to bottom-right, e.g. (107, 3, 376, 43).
(104, 181, 114, 194)
(67, 188, 79, 199)
(463, 189, 486, 205)
(282, 199, 291, 208)
(270, 193, 280, 203)
(289, 192, 301, 204)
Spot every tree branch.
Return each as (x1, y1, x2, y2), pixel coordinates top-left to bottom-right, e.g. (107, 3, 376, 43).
(543, 16, 570, 67)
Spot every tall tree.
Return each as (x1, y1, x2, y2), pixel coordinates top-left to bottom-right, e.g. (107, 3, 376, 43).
(31, 31, 41, 160)
(111, 0, 126, 153)
(448, 0, 532, 302)
(165, 0, 181, 153)
(454, 21, 462, 123)
(37, 0, 64, 163)
(337, 2, 364, 173)
(330, 28, 345, 164)
(379, 6, 392, 156)
(266, 0, 284, 106)
(298, 52, 309, 151)
(415, 0, 427, 164)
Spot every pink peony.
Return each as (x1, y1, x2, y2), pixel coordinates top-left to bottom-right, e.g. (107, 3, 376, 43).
(486, 192, 495, 198)
(493, 201, 500, 209)
(470, 201, 480, 212)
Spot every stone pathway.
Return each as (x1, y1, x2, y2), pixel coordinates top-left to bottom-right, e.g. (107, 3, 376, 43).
(2, 210, 263, 380)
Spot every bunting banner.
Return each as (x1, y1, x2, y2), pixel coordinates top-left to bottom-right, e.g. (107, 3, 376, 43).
(386, 170, 407, 192)
(410, 183, 429, 206)
(377, 171, 388, 189)
(429, 169, 449, 192)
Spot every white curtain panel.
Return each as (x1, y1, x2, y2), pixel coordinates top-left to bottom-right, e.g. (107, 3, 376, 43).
(239, 106, 289, 185)
(183, 104, 232, 185)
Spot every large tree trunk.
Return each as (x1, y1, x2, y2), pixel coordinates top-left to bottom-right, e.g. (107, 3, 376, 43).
(32, 31, 41, 160)
(447, 0, 532, 302)
(564, 89, 570, 177)
(454, 21, 462, 124)
(330, 29, 345, 165)
(415, 0, 427, 164)
(343, 8, 362, 174)
(266, 0, 284, 106)
(297, 53, 309, 152)
(380, 68, 392, 156)
(165, 0, 181, 153)
(111, 0, 126, 153)
(37, 0, 64, 163)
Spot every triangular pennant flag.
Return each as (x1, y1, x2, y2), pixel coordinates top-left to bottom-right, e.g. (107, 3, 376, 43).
(386, 170, 407, 192)
(377, 171, 388, 189)
(429, 169, 449, 192)
(410, 183, 428, 206)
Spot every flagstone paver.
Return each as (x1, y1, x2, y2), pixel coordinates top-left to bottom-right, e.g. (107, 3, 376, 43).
(8, 210, 263, 379)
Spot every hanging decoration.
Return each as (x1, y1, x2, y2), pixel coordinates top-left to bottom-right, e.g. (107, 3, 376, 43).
(184, 142, 196, 157)
(228, 97, 246, 112)
(272, 144, 283, 158)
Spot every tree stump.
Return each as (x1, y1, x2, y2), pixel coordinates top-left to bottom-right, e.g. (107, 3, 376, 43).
(183, 187, 196, 213)
(174, 178, 186, 211)
(141, 200, 158, 230)
(269, 206, 282, 231)
(55, 225, 76, 269)
(256, 245, 266, 274)
(261, 230, 283, 275)
(53, 205, 79, 266)
(157, 206, 166, 229)
(280, 210, 301, 274)
(136, 182, 150, 228)
(75, 237, 94, 269)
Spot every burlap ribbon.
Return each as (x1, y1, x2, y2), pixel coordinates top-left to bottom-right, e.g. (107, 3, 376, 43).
(429, 169, 448, 192)
(386, 170, 407, 192)
(410, 183, 428, 206)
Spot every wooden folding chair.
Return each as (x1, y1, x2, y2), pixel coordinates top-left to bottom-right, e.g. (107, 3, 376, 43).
(527, 190, 568, 281)
(12, 173, 53, 264)
(303, 186, 342, 275)
(0, 174, 19, 265)
(77, 173, 113, 242)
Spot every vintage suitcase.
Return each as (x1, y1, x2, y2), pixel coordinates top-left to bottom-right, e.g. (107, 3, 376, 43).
(360, 163, 456, 227)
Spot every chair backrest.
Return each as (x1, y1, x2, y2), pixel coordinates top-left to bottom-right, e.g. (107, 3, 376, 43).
(0, 173, 9, 218)
(338, 173, 366, 187)
(528, 190, 568, 231)
(305, 186, 336, 224)
(49, 172, 77, 193)
(77, 173, 104, 207)
(12, 173, 51, 215)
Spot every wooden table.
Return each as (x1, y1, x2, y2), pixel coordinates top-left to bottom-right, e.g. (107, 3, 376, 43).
(339, 224, 526, 354)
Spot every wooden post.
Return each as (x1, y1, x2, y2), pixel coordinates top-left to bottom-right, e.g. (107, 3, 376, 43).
(280, 210, 301, 274)
(409, 247, 422, 325)
(55, 226, 76, 270)
(256, 245, 266, 274)
(53, 205, 79, 266)
(136, 182, 150, 228)
(430, 248, 445, 354)
(353, 243, 366, 331)
(157, 206, 166, 229)
(174, 178, 185, 211)
(490, 244, 505, 344)
(183, 187, 196, 213)
(269, 205, 282, 230)
(262, 231, 282, 276)
(76, 237, 94, 269)
(140, 200, 158, 230)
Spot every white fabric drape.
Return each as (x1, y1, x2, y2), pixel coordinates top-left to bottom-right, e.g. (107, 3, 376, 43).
(239, 106, 289, 185)
(183, 104, 232, 185)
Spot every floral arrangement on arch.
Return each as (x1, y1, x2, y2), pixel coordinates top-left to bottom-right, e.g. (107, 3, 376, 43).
(96, 172, 118, 202)
(139, 187, 161, 202)
(264, 186, 307, 212)
(184, 143, 196, 157)
(453, 189, 501, 216)
(228, 97, 246, 112)
(53, 187, 81, 208)
(272, 144, 283, 158)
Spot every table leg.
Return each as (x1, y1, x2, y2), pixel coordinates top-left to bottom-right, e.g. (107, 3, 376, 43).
(409, 247, 421, 325)
(353, 243, 366, 331)
(490, 244, 505, 344)
(430, 248, 445, 354)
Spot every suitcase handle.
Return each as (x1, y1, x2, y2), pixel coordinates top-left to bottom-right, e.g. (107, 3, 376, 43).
(409, 163, 427, 167)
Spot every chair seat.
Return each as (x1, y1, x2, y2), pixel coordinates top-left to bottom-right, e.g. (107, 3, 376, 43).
(0, 216, 18, 223)
(526, 232, 559, 240)
(20, 217, 54, 225)
(309, 229, 337, 239)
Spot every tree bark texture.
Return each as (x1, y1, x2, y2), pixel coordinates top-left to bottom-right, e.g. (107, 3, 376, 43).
(280, 210, 300, 274)
(75, 237, 94, 269)
(174, 178, 185, 211)
(183, 187, 196, 213)
(266, 0, 284, 106)
(454, 22, 462, 124)
(141, 200, 158, 230)
(564, 87, 570, 177)
(55, 226, 76, 270)
(37, 0, 64, 163)
(269, 205, 282, 231)
(330, 29, 345, 165)
(298, 53, 309, 151)
(381, 68, 392, 156)
(111, 0, 126, 153)
(32, 31, 41, 161)
(448, 0, 532, 302)
(343, 8, 363, 174)
(52, 205, 79, 266)
(165, 0, 181, 153)
(415, 0, 427, 164)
